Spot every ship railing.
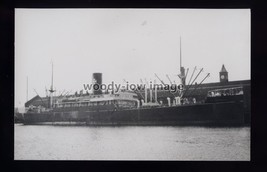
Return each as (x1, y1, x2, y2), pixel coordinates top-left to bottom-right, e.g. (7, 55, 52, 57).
(207, 86, 244, 97)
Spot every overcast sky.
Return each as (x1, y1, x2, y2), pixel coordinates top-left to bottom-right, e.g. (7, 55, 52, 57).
(15, 9, 250, 107)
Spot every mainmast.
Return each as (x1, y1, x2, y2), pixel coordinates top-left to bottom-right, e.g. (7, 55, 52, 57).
(26, 76, 28, 102)
(49, 61, 55, 108)
(179, 37, 186, 86)
(180, 37, 182, 69)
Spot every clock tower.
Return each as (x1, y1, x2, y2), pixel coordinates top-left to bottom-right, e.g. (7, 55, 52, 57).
(220, 64, 228, 83)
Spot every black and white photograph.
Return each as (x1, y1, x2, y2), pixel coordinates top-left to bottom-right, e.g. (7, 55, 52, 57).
(14, 9, 250, 160)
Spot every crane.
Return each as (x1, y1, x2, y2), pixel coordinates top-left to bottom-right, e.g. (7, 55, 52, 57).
(154, 73, 165, 85)
(166, 74, 173, 85)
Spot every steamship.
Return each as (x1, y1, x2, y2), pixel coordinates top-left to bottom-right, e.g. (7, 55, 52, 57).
(22, 69, 247, 126)
(21, 38, 250, 126)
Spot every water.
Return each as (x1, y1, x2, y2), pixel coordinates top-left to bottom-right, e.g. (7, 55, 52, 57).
(14, 124, 250, 160)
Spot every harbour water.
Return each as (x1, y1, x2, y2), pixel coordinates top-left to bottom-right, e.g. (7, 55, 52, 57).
(14, 124, 250, 160)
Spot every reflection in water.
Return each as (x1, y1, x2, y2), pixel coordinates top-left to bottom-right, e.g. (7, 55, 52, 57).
(14, 124, 250, 160)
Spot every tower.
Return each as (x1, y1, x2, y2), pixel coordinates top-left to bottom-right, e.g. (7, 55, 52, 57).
(219, 64, 228, 83)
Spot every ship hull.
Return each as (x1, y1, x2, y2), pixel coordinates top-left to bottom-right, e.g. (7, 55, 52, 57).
(23, 101, 245, 126)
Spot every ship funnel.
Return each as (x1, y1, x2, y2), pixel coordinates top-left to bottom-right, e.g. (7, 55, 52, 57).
(92, 73, 102, 95)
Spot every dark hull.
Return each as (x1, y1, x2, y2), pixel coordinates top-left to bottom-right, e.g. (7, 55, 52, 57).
(23, 101, 246, 126)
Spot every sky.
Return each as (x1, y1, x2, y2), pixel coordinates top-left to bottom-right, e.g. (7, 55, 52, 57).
(15, 9, 250, 107)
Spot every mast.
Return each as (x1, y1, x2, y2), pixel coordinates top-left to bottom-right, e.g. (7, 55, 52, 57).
(180, 36, 182, 69)
(49, 61, 55, 108)
(51, 62, 53, 91)
(179, 37, 186, 87)
(26, 76, 28, 102)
